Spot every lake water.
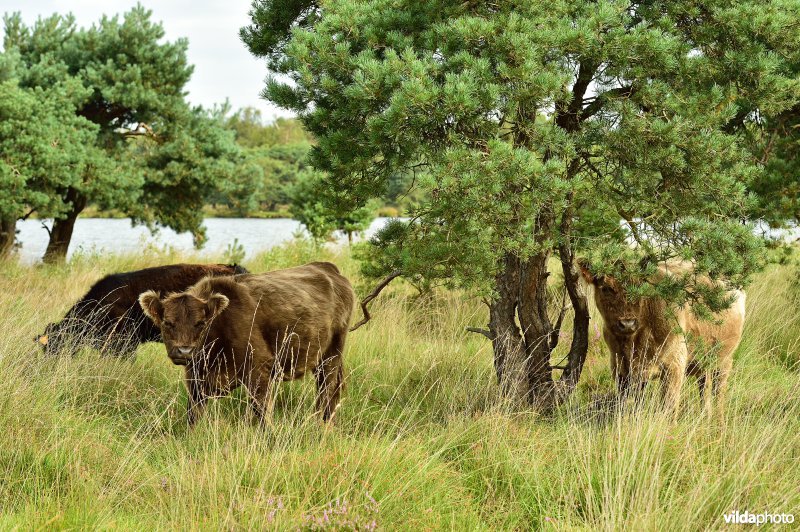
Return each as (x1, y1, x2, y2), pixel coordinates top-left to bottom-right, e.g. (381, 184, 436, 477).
(14, 217, 798, 264)
(16, 217, 397, 264)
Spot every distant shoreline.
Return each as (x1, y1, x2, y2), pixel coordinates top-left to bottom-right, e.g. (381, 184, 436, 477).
(23, 204, 403, 221)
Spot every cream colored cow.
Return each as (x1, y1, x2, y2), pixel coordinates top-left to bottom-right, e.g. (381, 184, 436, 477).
(581, 261, 746, 417)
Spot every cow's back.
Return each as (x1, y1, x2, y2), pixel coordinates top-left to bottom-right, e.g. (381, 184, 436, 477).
(681, 289, 746, 360)
(222, 262, 354, 377)
(59, 263, 245, 345)
(649, 263, 746, 359)
(236, 262, 354, 326)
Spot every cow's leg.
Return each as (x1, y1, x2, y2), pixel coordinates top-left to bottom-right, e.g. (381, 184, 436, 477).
(244, 370, 276, 426)
(660, 341, 689, 420)
(186, 376, 208, 427)
(711, 351, 734, 420)
(315, 332, 346, 422)
(242, 339, 277, 426)
(611, 352, 629, 396)
(686, 359, 709, 413)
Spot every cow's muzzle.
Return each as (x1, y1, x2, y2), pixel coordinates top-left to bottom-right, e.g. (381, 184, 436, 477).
(616, 319, 638, 334)
(169, 346, 194, 365)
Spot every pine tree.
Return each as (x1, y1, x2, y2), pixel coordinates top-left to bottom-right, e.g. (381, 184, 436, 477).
(2, 7, 261, 261)
(0, 50, 105, 258)
(244, 1, 799, 405)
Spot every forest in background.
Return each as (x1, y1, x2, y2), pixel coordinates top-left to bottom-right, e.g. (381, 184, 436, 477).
(0, 7, 419, 264)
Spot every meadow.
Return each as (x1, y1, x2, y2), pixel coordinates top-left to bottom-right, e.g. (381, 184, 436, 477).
(0, 243, 798, 530)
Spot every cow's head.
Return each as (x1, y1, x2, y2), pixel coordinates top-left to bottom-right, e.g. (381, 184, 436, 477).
(35, 322, 77, 356)
(35, 322, 58, 354)
(138, 290, 229, 365)
(579, 259, 642, 336)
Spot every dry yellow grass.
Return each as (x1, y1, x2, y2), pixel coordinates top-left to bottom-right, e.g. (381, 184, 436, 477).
(0, 244, 797, 529)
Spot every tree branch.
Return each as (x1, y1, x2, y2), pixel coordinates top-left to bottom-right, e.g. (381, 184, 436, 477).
(548, 285, 571, 351)
(581, 85, 635, 121)
(19, 207, 37, 221)
(466, 327, 493, 340)
(557, 191, 592, 391)
(349, 270, 403, 331)
(122, 122, 157, 139)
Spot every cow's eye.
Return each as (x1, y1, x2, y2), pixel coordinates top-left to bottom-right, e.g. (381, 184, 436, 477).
(195, 321, 205, 328)
(602, 286, 615, 294)
(163, 321, 173, 328)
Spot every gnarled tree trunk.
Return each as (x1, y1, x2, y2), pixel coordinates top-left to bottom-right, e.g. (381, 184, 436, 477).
(485, 203, 591, 410)
(488, 253, 526, 400)
(43, 188, 87, 264)
(518, 250, 557, 406)
(0, 216, 16, 259)
(558, 195, 591, 393)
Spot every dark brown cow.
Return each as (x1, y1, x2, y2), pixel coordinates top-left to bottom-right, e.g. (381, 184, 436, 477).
(138, 262, 355, 425)
(37, 263, 248, 358)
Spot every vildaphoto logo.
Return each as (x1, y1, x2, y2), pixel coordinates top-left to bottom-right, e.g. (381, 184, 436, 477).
(723, 510, 795, 526)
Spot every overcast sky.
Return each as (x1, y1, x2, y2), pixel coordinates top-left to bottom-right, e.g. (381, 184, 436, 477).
(4, 0, 293, 122)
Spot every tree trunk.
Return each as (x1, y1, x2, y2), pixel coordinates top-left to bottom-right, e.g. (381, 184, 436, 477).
(0, 216, 16, 259)
(558, 196, 591, 393)
(488, 249, 560, 408)
(486, 205, 591, 409)
(518, 250, 556, 406)
(488, 253, 527, 400)
(43, 188, 87, 264)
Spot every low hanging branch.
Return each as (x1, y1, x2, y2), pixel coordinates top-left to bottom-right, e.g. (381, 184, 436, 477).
(465, 326, 493, 340)
(349, 270, 403, 331)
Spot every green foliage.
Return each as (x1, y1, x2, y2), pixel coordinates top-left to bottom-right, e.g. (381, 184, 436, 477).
(223, 238, 247, 265)
(226, 108, 314, 148)
(129, 106, 261, 247)
(246, 0, 800, 309)
(240, 0, 319, 68)
(0, 58, 103, 222)
(289, 169, 376, 241)
(1, 7, 262, 256)
(202, 105, 318, 216)
(3, 7, 189, 213)
(752, 105, 800, 226)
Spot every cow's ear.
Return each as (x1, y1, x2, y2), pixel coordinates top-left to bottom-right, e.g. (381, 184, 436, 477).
(139, 290, 164, 325)
(205, 293, 229, 319)
(577, 258, 596, 284)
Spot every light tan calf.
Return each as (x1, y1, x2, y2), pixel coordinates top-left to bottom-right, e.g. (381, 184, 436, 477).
(581, 261, 746, 417)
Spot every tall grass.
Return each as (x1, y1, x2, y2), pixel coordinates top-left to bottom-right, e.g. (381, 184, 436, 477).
(0, 244, 797, 530)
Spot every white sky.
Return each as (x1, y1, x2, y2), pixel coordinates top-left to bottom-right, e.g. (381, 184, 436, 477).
(2, 0, 293, 122)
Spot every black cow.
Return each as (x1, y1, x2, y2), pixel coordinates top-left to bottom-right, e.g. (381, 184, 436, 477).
(37, 263, 248, 358)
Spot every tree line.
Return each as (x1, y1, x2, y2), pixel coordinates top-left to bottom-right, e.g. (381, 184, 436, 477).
(0, 6, 419, 263)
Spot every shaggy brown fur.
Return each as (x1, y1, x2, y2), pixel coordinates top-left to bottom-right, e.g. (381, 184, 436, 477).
(139, 262, 355, 425)
(37, 263, 247, 358)
(581, 261, 746, 417)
